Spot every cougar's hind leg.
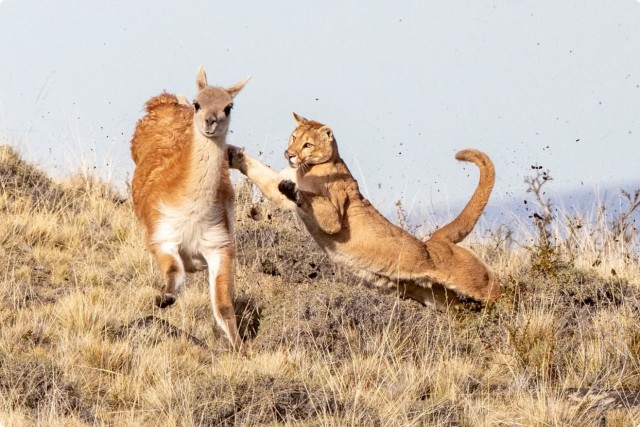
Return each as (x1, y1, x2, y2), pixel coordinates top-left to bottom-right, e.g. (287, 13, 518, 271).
(427, 238, 501, 301)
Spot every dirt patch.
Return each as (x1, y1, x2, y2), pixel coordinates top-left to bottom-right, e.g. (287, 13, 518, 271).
(250, 279, 447, 362)
(235, 292, 262, 341)
(0, 352, 93, 422)
(0, 145, 125, 214)
(560, 275, 638, 311)
(235, 224, 339, 285)
(511, 265, 639, 314)
(0, 145, 68, 210)
(192, 372, 378, 426)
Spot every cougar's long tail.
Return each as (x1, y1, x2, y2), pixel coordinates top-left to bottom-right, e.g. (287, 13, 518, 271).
(431, 149, 495, 243)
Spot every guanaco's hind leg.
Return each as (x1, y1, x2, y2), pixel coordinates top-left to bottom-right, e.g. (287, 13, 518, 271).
(153, 243, 186, 308)
(401, 282, 461, 312)
(203, 246, 241, 349)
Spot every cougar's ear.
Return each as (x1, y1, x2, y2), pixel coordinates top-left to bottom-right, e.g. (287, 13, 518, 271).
(319, 125, 333, 141)
(196, 66, 208, 90)
(227, 76, 251, 98)
(292, 112, 309, 126)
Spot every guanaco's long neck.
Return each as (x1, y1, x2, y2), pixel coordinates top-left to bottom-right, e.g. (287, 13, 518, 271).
(188, 126, 227, 199)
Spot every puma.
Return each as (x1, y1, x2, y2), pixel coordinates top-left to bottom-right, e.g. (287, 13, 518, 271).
(228, 114, 501, 309)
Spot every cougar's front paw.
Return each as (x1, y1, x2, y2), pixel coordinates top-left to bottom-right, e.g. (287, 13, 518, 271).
(278, 179, 299, 203)
(226, 145, 246, 172)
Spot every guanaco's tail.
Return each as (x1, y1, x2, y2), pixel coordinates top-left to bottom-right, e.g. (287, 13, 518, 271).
(431, 149, 495, 243)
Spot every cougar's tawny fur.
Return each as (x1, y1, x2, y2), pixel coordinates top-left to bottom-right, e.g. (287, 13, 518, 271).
(228, 113, 501, 309)
(131, 66, 249, 348)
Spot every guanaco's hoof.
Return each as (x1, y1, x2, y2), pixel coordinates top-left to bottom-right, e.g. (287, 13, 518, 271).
(155, 293, 176, 308)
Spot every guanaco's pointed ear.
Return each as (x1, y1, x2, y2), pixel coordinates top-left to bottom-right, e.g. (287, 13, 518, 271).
(292, 112, 309, 126)
(319, 125, 333, 141)
(196, 66, 208, 90)
(227, 76, 251, 98)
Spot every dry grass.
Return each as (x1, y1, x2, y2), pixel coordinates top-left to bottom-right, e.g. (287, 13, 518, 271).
(1, 144, 639, 426)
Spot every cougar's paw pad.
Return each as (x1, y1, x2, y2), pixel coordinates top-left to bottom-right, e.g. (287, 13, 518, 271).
(226, 145, 245, 168)
(155, 293, 176, 308)
(278, 180, 298, 202)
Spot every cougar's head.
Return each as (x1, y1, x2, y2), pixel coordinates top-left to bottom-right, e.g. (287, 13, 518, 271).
(192, 66, 250, 138)
(284, 113, 338, 169)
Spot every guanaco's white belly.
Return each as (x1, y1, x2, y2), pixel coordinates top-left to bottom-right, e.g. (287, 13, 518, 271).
(152, 201, 232, 257)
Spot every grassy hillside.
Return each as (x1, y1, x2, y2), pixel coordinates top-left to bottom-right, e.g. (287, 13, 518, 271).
(1, 145, 639, 426)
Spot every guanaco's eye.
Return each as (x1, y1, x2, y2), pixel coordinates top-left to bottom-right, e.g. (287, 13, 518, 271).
(193, 100, 200, 111)
(303, 143, 312, 149)
(224, 103, 233, 116)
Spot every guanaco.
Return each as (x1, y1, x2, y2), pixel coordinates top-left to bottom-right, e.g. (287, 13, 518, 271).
(131, 66, 249, 348)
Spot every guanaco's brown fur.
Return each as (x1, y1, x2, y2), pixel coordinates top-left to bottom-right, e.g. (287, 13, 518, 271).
(131, 67, 249, 348)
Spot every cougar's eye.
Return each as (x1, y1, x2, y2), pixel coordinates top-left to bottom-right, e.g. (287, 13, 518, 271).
(224, 103, 233, 116)
(303, 143, 312, 149)
(193, 100, 200, 111)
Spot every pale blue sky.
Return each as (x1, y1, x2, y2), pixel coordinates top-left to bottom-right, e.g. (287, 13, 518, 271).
(1, 0, 639, 217)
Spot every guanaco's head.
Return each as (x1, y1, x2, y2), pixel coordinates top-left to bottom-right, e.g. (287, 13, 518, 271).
(192, 66, 250, 138)
(284, 113, 339, 169)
